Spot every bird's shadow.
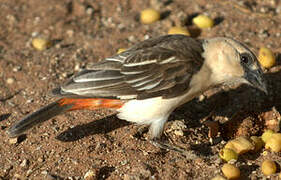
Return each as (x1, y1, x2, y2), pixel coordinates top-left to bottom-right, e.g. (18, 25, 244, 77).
(56, 68, 281, 157)
(56, 115, 129, 142)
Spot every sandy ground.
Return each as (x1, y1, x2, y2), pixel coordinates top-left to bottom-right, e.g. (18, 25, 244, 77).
(0, 0, 281, 179)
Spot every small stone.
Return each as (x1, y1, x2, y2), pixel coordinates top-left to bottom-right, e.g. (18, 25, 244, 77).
(12, 66, 21, 72)
(66, 30, 74, 37)
(62, 72, 68, 78)
(144, 34, 150, 40)
(86, 8, 94, 15)
(41, 170, 48, 175)
(26, 169, 33, 176)
(198, 94, 205, 102)
(174, 129, 184, 136)
(123, 174, 131, 180)
(128, 35, 136, 42)
(84, 170, 96, 180)
(6, 77, 15, 84)
(121, 160, 128, 165)
(9, 137, 18, 144)
(20, 159, 29, 167)
(74, 63, 80, 71)
(31, 32, 39, 37)
(38, 157, 44, 163)
(170, 120, 187, 130)
(14, 173, 22, 179)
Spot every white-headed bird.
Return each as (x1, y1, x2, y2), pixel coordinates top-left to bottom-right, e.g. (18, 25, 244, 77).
(8, 35, 266, 149)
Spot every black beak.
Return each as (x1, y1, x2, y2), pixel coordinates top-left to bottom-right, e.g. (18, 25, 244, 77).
(244, 69, 267, 94)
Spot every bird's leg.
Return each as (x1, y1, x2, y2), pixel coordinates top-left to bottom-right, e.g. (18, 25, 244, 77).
(150, 138, 199, 159)
(148, 119, 199, 159)
(150, 138, 184, 153)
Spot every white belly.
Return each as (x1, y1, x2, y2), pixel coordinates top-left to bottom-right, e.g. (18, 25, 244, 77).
(116, 90, 198, 125)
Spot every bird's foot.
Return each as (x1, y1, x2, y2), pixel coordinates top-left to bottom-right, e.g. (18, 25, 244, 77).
(150, 139, 199, 159)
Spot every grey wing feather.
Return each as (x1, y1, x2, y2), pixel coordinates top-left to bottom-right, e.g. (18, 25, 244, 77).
(52, 35, 204, 100)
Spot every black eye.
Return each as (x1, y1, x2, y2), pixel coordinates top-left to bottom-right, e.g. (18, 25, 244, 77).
(240, 53, 250, 64)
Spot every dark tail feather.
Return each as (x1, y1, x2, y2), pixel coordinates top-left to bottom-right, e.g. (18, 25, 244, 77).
(7, 100, 73, 138)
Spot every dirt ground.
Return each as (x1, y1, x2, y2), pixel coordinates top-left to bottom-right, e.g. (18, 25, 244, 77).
(1, 0, 281, 179)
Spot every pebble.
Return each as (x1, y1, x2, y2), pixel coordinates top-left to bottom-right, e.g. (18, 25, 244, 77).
(13, 173, 22, 179)
(12, 66, 21, 72)
(74, 63, 80, 71)
(20, 159, 29, 167)
(86, 7, 94, 15)
(121, 160, 128, 165)
(26, 169, 33, 176)
(9, 137, 18, 144)
(84, 170, 96, 180)
(41, 170, 48, 175)
(258, 30, 270, 39)
(66, 29, 74, 37)
(198, 94, 205, 102)
(128, 35, 136, 42)
(38, 157, 44, 163)
(6, 77, 15, 84)
(31, 31, 39, 37)
(170, 120, 187, 131)
(174, 129, 184, 136)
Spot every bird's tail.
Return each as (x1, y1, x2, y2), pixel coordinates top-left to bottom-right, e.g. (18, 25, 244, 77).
(7, 98, 125, 138)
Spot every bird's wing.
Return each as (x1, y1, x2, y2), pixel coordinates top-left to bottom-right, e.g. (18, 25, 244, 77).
(53, 35, 204, 100)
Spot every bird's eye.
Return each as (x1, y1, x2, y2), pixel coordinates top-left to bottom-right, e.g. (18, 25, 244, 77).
(240, 53, 250, 64)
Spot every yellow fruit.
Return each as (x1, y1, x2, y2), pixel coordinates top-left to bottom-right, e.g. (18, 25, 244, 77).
(211, 174, 227, 180)
(261, 160, 276, 176)
(192, 14, 214, 29)
(261, 130, 274, 143)
(219, 148, 238, 162)
(225, 136, 255, 154)
(258, 47, 275, 68)
(32, 38, 51, 51)
(221, 164, 240, 180)
(265, 133, 281, 152)
(117, 48, 126, 54)
(250, 136, 264, 152)
(168, 26, 190, 36)
(140, 8, 160, 24)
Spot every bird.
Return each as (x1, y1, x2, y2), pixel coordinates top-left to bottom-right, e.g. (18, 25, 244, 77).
(7, 35, 267, 150)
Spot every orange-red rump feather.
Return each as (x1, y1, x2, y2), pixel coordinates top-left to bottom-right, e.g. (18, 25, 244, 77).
(58, 98, 125, 111)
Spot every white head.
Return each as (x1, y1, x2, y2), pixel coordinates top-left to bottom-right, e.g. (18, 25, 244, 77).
(202, 37, 267, 93)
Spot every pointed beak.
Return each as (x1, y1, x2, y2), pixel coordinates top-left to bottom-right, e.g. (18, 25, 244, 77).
(244, 69, 267, 94)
